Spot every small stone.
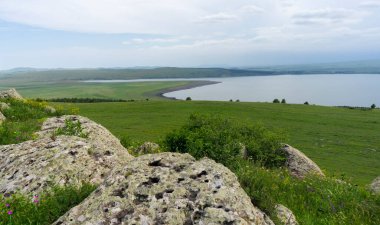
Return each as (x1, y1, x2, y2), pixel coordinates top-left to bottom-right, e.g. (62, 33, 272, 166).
(0, 102, 10, 111)
(280, 144, 325, 178)
(370, 176, 380, 194)
(275, 204, 298, 225)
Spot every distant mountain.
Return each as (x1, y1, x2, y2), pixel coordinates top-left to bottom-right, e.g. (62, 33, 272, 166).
(246, 59, 380, 74)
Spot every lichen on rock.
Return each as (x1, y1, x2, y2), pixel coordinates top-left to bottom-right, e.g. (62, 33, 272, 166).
(0, 115, 133, 195)
(53, 153, 274, 225)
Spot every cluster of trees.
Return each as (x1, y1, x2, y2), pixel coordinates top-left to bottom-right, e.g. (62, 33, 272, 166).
(273, 98, 286, 104)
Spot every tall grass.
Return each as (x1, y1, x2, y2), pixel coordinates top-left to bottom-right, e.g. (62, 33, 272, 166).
(0, 184, 96, 225)
(163, 114, 380, 225)
(0, 99, 65, 145)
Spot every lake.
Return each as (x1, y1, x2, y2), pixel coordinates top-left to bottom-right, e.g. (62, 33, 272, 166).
(164, 74, 380, 107)
(86, 74, 380, 107)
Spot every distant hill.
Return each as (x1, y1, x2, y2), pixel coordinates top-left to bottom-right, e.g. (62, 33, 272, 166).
(247, 59, 380, 74)
(1, 59, 379, 81)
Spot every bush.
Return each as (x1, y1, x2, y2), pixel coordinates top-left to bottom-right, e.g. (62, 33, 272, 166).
(304, 101, 309, 105)
(281, 99, 286, 104)
(54, 119, 88, 138)
(0, 183, 96, 225)
(163, 114, 287, 168)
(186, 97, 192, 101)
(273, 99, 280, 103)
(371, 104, 376, 109)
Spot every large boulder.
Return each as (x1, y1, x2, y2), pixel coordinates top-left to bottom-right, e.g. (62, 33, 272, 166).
(275, 204, 298, 225)
(280, 144, 325, 178)
(370, 176, 380, 194)
(54, 153, 274, 225)
(0, 88, 24, 100)
(0, 115, 133, 195)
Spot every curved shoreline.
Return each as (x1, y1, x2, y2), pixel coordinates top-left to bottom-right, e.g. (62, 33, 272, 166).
(155, 80, 220, 100)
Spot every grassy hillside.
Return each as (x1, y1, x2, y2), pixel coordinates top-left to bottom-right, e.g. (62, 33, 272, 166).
(0, 81, 210, 100)
(63, 101, 380, 185)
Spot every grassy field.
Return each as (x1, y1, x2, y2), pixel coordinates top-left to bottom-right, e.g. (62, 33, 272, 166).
(59, 100, 380, 186)
(0, 81, 205, 100)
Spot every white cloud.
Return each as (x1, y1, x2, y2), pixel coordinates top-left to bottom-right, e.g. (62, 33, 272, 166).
(360, 1, 380, 8)
(292, 8, 366, 26)
(195, 13, 239, 24)
(1, 0, 380, 68)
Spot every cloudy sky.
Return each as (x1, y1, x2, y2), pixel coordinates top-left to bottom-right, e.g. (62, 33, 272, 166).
(1, 0, 380, 69)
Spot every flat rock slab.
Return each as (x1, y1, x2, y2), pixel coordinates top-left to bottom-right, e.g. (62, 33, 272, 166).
(54, 153, 274, 225)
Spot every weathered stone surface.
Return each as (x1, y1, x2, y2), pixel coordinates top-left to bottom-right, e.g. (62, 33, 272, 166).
(275, 204, 298, 225)
(54, 153, 274, 225)
(135, 142, 160, 155)
(0, 88, 24, 100)
(370, 176, 380, 194)
(37, 115, 128, 155)
(0, 115, 133, 195)
(280, 144, 325, 178)
(0, 102, 10, 111)
(0, 111, 5, 124)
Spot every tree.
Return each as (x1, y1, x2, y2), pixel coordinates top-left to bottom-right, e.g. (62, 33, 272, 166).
(304, 101, 309, 105)
(236, 99, 240, 102)
(281, 99, 286, 104)
(186, 97, 192, 101)
(371, 104, 376, 109)
(273, 99, 280, 103)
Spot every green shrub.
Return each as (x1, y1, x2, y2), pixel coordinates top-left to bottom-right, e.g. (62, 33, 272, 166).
(273, 99, 280, 103)
(163, 114, 287, 168)
(0, 99, 65, 145)
(233, 159, 380, 225)
(54, 119, 88, 138)
(0, 183, 96, 225)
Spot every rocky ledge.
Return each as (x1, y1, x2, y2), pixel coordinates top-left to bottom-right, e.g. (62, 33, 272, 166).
(54, 153, 273, 225)
(0, 115, 133, 195)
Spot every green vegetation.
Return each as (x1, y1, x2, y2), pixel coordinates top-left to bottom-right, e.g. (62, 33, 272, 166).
(164, 114, 286, 168)
(162, 114, 380, 225)
(54, 119, 88, 138)
(0, 81, 203, 100)
(0, 99, 64, 145)
(0, 183, 96, 225)
(273, 98, 280, 103)
(65, 101, 380, 185)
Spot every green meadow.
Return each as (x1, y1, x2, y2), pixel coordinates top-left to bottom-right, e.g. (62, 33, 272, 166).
(61, 101, 380, 186)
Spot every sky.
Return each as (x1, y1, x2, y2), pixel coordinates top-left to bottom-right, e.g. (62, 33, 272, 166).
(1, 0, 380, 70)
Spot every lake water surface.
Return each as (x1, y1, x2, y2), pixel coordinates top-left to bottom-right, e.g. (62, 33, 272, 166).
(86, 74, 380, 107)
(164, 74, 380, 107)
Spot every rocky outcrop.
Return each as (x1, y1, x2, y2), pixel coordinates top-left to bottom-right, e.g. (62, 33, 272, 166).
(54, 153, 274, 225)
(0, 102, 10, 111)
(275, 204, 298, 225)
(0, 111, 5, 124)
(0, 88, 24, 100)
(370, 176, 380, 194)
(0, 115, 133, 195)
(135, 142, 160, 155)
(37, 115, 128, 154)
(280, 144, 325, 178)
